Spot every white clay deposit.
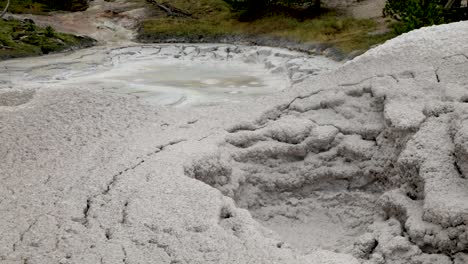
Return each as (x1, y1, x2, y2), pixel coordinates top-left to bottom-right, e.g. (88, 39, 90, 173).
(1, 0, 468, 263)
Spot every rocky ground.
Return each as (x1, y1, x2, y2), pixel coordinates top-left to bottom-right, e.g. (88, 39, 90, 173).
(1, 1, 468, 264)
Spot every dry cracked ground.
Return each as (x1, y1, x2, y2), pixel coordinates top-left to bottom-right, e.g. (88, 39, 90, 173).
(1, 5, 468, 264)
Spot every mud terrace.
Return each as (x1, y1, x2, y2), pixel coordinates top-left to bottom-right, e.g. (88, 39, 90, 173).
(1, 21, 468, 264)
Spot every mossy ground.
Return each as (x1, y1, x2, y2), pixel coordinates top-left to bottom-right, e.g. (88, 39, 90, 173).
(139, 0, 397, 54)
(0, 19, 93, 60)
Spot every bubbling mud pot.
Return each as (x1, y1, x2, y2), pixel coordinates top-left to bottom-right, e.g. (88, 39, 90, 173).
(0, 44, 340, 107)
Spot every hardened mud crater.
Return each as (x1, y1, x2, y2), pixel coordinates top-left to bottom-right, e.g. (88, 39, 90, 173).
(0, 44, 339, 107)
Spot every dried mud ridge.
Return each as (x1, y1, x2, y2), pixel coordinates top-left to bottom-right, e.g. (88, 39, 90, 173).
(136, 33, 351, 61)
(184, 24, 468, 263)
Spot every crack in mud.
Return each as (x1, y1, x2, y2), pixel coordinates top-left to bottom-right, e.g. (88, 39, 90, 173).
(81, 138, 187, 228)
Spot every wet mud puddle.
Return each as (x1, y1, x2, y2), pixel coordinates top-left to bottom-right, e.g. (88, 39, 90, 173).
(84, 58, 284, 106)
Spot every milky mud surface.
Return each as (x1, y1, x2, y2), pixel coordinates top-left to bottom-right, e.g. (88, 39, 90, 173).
(1, 3, 468, 264)
(0, 44, 339, 107)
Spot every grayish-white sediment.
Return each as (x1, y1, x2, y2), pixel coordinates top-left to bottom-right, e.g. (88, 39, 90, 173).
(1, 18, 468, 264)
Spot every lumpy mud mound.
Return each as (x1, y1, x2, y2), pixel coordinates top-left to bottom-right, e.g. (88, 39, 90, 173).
(185, 84, 390, 254)
(185, 22, 468, 263)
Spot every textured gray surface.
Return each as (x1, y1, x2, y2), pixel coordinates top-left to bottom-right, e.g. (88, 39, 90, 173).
(1, 21, 468, 264)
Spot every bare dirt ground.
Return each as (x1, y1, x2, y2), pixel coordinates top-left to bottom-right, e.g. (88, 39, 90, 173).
(343, 0, 391, 36)
(348, 0, 387, 19)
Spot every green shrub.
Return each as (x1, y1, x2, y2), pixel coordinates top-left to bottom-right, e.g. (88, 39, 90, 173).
(44, 25, 55, 37)
(383, 0, 462, 34)
(25, 23, 36, 32)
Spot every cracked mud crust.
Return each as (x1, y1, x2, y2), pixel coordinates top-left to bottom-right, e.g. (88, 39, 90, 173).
(1, 21, 468, 264)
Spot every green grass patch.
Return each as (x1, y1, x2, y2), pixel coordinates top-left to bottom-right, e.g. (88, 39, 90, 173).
(0, 19, 94, 60)
(139, 0, 397, 54)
